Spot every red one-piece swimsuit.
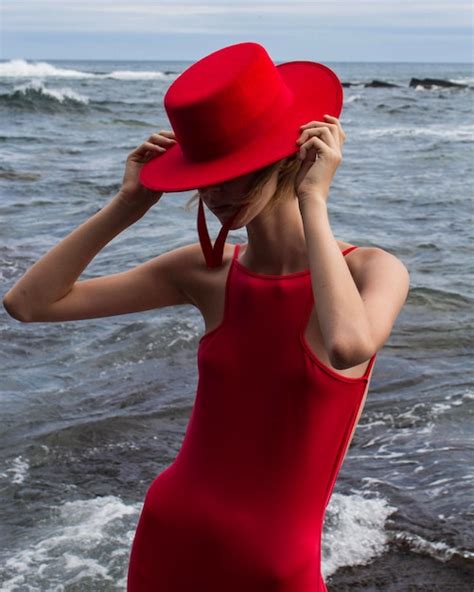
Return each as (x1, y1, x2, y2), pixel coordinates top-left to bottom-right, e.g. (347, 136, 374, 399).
(127, 242, 377, 591)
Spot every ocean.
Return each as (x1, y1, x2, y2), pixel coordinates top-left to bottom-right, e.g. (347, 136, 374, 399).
(0, 57, 473, 591)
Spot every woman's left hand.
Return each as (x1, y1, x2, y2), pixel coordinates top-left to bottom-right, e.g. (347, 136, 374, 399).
(294, 114, 346, 205)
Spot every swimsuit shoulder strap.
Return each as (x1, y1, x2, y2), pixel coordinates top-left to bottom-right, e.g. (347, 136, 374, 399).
(342, 245, 359, 256)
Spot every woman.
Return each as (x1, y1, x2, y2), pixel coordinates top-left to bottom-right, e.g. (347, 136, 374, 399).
(3, 43, 409, 591)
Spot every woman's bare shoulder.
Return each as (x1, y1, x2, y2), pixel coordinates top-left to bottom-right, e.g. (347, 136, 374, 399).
(342, 242, 408, 289)
(177, 241, 235, 273)
(339, 241, 403, 275)
(340, 241, 394, 259)
(172, 241, 236, 308)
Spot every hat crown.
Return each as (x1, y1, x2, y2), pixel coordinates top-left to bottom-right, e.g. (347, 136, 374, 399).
(164, 42, 294, 163)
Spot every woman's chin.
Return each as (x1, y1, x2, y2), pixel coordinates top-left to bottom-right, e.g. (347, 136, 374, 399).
(213, 202, 249, 228)
(227, 211, 247, 229)
(214, 209, 241, 226)
(228, 220, 245, 230)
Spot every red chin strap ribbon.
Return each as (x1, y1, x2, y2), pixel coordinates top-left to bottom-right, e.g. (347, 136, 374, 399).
(197, 196, 244, 269)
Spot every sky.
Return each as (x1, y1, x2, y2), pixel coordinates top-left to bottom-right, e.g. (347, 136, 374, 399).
(1, 0, 473, 63)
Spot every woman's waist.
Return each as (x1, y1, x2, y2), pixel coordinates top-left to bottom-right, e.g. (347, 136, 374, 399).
(144, 466, 323, 576)
(148, 455, 325, 533)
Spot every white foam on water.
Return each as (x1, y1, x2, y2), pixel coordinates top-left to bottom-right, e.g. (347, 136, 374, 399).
(345, 94, 362, 104)
(0, 59, 169, 81)
(12, 79, 90, 104)
(322, 491, 397, 578)
(361, 123, 474, 141)
(0, 495, 140, 590)
(363, 389, 474, 428)
(0, 59, 96, 79)
(448, 77, 474, 85)
(0, 454, 30, 484)
(430, 389, 474, 417)
(106, 70, 167, 80)
(392, 530, 474, 562)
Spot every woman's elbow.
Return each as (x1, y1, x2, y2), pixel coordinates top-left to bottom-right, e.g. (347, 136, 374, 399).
(3, 293, 33, 323)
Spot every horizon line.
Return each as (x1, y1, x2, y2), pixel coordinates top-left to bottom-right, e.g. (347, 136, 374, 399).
(1, 57, 472, 65)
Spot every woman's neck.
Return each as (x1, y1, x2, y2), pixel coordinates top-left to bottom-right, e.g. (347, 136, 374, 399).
(241, 197, 309, 275)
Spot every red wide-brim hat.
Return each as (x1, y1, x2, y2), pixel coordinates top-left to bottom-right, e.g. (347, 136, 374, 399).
(139, 42, 344, 268)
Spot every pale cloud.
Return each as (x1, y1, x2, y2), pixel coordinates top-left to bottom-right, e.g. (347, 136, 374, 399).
(3, 1, 471, 33)
(2, 0, 471, 61)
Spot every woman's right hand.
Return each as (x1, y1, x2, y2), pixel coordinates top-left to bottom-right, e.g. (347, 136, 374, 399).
(118, 130, 177, 209)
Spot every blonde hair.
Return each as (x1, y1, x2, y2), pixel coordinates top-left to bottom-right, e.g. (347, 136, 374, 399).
(184, 153, 301, 213)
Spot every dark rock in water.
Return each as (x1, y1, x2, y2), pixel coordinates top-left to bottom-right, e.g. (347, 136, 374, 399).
(364, 80, 400, 88)
(342, 82, 366, 87)
(410, 78, 468, 89)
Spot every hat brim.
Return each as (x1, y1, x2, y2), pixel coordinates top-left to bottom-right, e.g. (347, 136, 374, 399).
(139, 61, 343, 192)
